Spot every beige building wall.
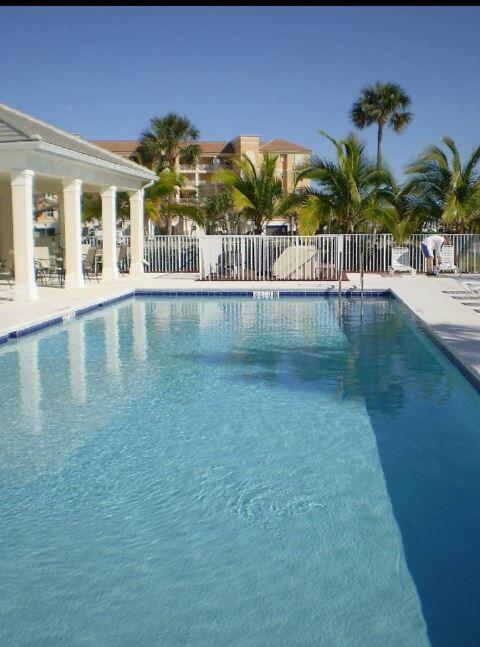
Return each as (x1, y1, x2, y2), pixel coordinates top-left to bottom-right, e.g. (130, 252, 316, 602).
(93, 135, 312, 232)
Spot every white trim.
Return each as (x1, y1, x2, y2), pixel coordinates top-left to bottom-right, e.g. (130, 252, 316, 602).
(0, 140, 157, 182)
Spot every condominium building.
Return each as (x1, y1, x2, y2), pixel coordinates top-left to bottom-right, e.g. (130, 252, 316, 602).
(93, 135, 311, 234)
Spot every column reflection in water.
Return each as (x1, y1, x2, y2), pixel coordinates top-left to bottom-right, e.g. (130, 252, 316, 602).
(132, 299, 147, 363)
(68, 321, 87, 404)
(104, 307, 121, 377)
(18, 340, 41, 434)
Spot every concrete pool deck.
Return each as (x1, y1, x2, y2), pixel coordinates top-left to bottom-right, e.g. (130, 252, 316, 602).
(1, 272, 480, 385)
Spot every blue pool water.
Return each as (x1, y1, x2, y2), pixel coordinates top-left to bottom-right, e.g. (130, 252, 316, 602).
(1, 297, 480, 646)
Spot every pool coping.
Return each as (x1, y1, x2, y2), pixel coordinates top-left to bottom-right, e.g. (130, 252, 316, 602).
(2, 286, 480, 392)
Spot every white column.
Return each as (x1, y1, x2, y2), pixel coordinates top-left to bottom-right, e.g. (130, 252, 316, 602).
(129, 189, 144, 276)
(58, 190, 65, 253)
(63, 179, 84, 290)
(10, 169, 37, 300)
(101, 186, 118, 281)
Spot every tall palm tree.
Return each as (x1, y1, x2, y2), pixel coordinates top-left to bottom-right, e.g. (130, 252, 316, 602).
(145, 170, 204, 235)
(351, 82, 412, 169)
(135, 113, 201, 172)
(405, 137, 480, 232)
(284, 131, 392, 234)
(213, 154, 284, 234)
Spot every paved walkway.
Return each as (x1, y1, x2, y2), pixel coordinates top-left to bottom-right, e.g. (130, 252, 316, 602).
(1, 272, 480, 383)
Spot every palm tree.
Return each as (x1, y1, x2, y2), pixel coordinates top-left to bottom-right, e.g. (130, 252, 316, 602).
(351, 82, 412, 169)
(213, 154, 284, 234)
(81, 192, 130, 225)
(145, 170, 204, 235)
(405, 137, 480, 232)
(135, 113, 201, 172)
(203, 189, 234, 233)
(374, 180, 426, 243)
(284, 131, 392, 234)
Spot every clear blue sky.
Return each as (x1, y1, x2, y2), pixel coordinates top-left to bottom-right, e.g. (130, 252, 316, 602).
(1, 6, 480, 177)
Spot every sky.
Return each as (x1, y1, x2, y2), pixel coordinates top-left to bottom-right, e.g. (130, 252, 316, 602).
(1, 6, 480, 177)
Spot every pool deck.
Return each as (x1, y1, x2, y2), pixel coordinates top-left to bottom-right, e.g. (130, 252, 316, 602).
(1, 272, 480, 384)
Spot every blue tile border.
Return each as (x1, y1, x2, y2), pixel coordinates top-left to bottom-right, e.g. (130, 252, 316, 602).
(8, 316, 64, 339)
(134, 289, 391, 299)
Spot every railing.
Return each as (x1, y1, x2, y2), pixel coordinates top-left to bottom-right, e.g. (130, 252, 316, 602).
(79, 233, 480, 278)
(409, 234, 479, 273)
(179, 164, 216, 171)
(144, 236, 199, 273)
(198, 235, 338, 281)
(84, 236, 102, 248)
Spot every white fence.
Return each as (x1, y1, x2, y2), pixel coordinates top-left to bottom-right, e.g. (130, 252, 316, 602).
(198, 235, 338, 281)
(82, 234, 480, 278)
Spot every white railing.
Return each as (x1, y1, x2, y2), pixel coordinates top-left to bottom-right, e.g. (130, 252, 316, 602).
(198, 235, 338, 281)
(180, 163, 217, 171)
(79, 233, 480, 278)
(144, 235, 199, 273)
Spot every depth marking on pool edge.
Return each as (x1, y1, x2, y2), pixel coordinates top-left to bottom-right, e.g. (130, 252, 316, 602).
(253, 290, 280, 299)
(62, 312, 76, 323)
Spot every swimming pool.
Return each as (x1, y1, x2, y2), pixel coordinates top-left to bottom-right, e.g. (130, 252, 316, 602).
(1, 297, 479, 646)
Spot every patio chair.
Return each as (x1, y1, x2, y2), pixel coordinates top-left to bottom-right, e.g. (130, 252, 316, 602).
(436, 245, 459, 275)
(0, 253, 14, 288)
(117, 244, 128, 275)
(389, 246, 416, 276)
(34, 246, 55, 285)
(83, 245, 98, 282)
(218, 249, 243, 278)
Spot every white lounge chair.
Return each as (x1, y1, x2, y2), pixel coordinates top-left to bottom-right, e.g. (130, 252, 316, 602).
(272, 245, 318, 279)
(389, 246, 416, 276)
(436, 245, 459, 274)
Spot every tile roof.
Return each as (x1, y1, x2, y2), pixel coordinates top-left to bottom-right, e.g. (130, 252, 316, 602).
(94, 138, 311, 157)
(260, 139, 311, 153)
(92, 140, 237, 155)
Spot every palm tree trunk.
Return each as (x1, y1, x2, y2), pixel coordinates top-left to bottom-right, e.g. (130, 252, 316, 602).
(371, 121, 385, 237)
(376, 122, 384, 171)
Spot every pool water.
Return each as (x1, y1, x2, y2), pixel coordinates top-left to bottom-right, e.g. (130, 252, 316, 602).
(1, 297, 479, 646)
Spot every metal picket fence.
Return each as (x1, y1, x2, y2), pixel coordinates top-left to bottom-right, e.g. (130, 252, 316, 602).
(82, 233, 480, 277)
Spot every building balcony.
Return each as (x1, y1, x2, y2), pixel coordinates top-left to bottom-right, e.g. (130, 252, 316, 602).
(180, 163, 218, 172)
(182, 180, 208, 189)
